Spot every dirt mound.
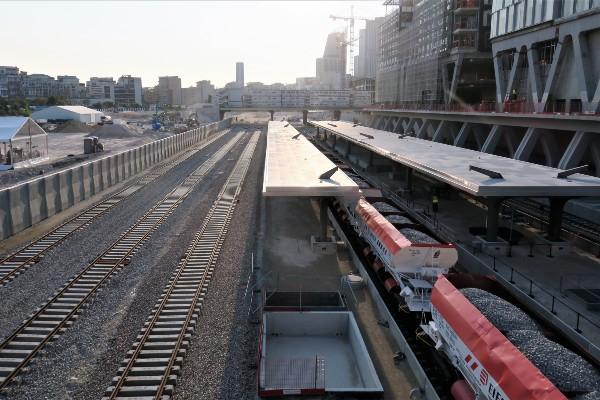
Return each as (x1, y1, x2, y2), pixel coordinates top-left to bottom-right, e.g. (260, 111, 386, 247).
(53, 120, 96, 133)
(89, 124, 137, 139)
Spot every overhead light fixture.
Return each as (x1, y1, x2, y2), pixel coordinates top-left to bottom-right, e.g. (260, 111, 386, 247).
(469, 165, 504, 179)
(319, 166, 338, 179)
(557, 164, 589, 178)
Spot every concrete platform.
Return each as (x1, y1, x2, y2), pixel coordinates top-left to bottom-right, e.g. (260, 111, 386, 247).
(263, 121, 359, 197)
(257, 196, 419, 399)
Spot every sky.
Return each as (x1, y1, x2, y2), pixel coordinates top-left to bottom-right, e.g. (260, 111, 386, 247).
(1, 1, 386, 88)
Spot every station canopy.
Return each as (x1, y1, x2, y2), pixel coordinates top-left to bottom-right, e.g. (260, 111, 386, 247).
(311, 120, 600, 198)
(263, 121, 359, 197)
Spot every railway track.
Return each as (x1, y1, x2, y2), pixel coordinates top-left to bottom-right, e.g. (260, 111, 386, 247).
(0, 129, 230, 287)
(0, 132, 246, 390)
(104, 132, 259, 400)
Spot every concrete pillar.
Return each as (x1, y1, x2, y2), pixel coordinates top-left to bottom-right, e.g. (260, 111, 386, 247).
(302, 110, 308, 125)
(219, 109, 226, 121)
(548, 198, 568, 242)
(406, 168, 413, 191)
(269, 110, 274, 121)
(486, 198, 502, 242)
(333, 110, 341, 121)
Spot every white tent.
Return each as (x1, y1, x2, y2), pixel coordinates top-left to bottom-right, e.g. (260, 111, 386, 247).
(31, 106, 104, 124)
(0, 117, 48, 169)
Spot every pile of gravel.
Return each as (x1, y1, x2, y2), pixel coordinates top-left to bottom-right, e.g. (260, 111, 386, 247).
(400, 228, 439, 244)
(90, 124, 135, 139)
(460, 288, 538, 332)
(385, 215, 412, 225)
(505, 330, 600, 393)
(580, 391, 600, 400)
(371, 202, 399, 213)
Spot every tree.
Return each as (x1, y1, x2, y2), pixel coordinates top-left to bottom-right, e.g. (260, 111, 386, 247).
(47, 96, 58, 106)
(91, 102, 103, 109)
(102, 101, 114, 108)
(31, 98, 48, 106)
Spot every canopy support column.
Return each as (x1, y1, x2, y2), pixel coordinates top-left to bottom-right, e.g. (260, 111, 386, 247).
(548, 197, 569, 242)
(486, 198, 503, 242)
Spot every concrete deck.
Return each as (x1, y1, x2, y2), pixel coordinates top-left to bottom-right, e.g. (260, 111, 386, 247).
(258, 196, 419, 399)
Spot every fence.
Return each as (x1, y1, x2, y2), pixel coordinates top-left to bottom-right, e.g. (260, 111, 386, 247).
(0, 118, 232, 240)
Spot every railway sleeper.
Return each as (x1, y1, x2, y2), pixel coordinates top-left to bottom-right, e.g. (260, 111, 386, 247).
(116, 365, 181, 377)
(109, 374, 178, 387)
(127, 349, 186, 359)
(133, 341, 189, 351)
(103, 383, 175, 397)
(121, 356, 184, 368)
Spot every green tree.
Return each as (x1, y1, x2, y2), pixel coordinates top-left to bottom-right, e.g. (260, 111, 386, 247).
(47, 96, 58, 106)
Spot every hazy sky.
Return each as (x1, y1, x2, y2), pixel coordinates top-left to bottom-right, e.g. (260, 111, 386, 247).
(1, 1, 385, 88)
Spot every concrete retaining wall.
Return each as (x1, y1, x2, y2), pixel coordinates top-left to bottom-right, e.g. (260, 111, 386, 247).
(0, 118, 232, 240)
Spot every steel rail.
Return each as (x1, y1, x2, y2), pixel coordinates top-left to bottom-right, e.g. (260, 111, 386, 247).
(105, 132, 259, 399)
(0, 130, 229, 286)
(0, 132, 244, 391)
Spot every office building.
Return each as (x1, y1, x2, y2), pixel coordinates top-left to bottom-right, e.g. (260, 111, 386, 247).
(375, 0, 495, 106)
(158, 76, 182, 106)
(115, 75, 143, 107)
(87, 77, 116, 104)
(491, 0, 600, 113)
(0, 66, 23, 98)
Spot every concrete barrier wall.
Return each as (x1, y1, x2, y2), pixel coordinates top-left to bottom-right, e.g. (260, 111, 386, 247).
(0, 118, 232, 240)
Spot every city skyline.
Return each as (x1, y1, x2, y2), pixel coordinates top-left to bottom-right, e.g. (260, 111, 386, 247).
(1, 1, 384, 88)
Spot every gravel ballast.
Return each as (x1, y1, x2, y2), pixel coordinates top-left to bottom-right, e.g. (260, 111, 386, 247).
(0, 130, 247, 399)
(0, 133, 233, 342)
(171, 130, 265, 400)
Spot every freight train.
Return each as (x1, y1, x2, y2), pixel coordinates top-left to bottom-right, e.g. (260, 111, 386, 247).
(333, 194, 600, 400)
(309, 134, 600, 400)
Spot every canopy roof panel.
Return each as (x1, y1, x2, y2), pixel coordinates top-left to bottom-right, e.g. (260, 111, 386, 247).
(263, 121, 359, 197)
(311, 120, 600, 197)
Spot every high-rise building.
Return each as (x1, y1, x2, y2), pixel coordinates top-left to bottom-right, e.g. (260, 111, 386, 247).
(375, 0, 495, 106)
(236, 62, 244, 89)
(87, 77, 116, 104)
(490, 0, 600, 113)
(354, 18, 384, 79)
(115, 75, 143, 107)
(316, 32, 346, 90)
(158, 76, 182, 106)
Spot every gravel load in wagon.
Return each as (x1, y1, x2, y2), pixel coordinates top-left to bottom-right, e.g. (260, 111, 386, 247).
(581, 391, 600, 400)
(400, 228, 439, 244)
(371, 202, 400, 213)
(385, 215, 413, 225)
(459, 288, 538, 332)
(505, 330, 600, 393)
